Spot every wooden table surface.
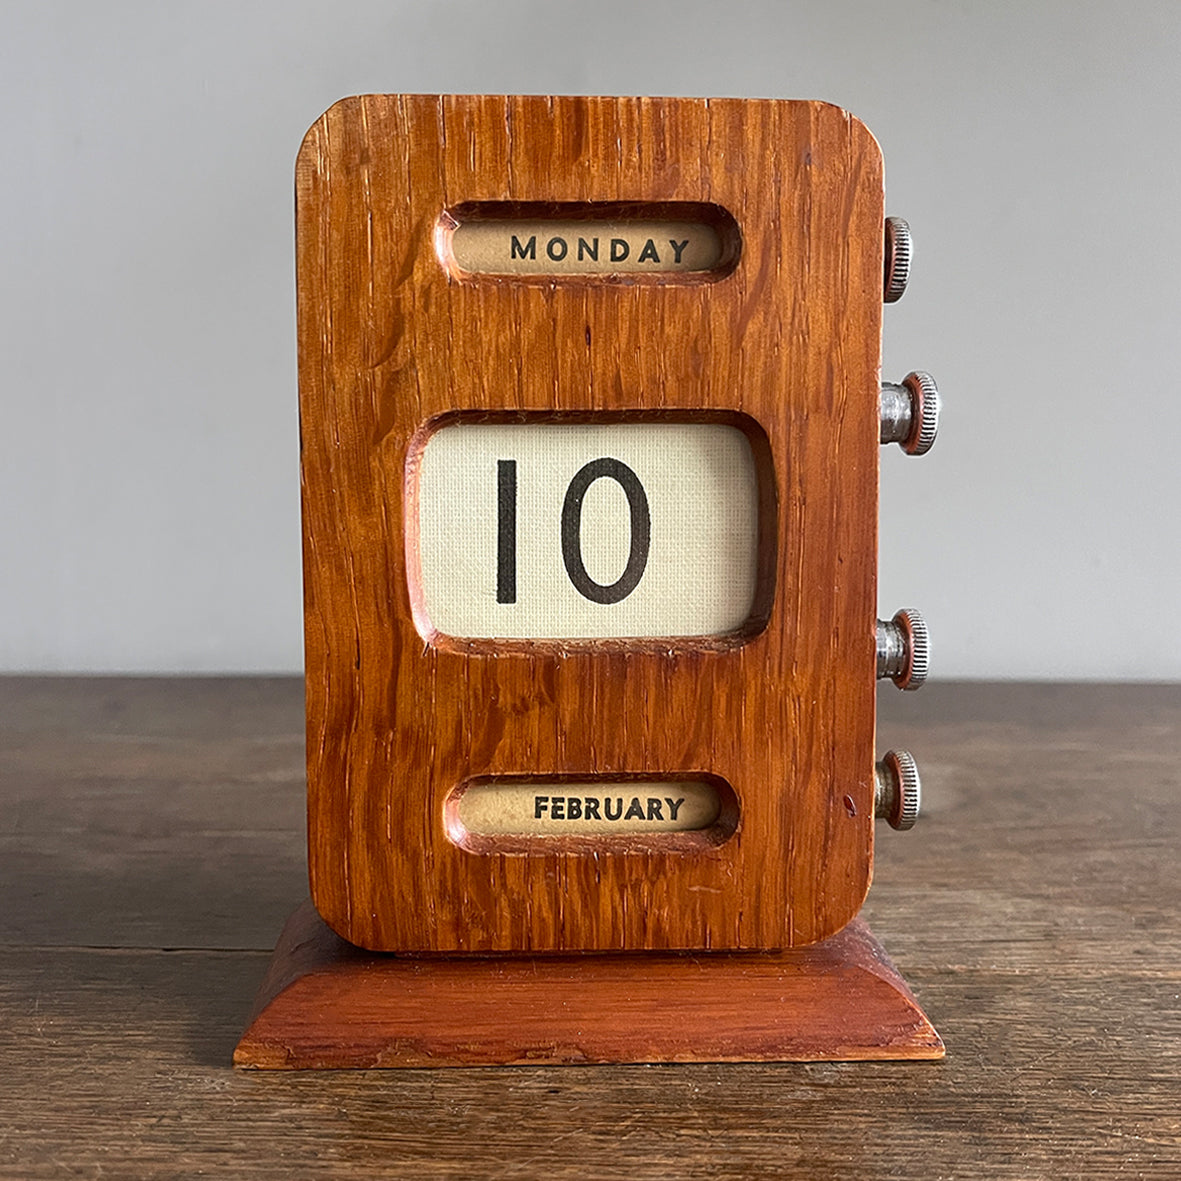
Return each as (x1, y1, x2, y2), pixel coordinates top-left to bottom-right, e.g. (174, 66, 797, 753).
(1, 677, 1178, 1178)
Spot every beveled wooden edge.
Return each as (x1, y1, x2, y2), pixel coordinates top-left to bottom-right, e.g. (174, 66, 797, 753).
(234, 902, 944, 1069)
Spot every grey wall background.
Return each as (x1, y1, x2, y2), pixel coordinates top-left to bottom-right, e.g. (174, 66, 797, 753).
(3, 1, 1179, 679)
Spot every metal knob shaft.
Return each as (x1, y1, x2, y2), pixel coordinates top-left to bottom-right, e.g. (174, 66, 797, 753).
(881, 371, 941, 455)
(877, 608, 929, 691)
(875, 749, 921, 830)
(883, 216, 912, 303)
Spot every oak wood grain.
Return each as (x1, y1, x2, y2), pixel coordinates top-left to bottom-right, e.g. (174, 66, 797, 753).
(297, 96, 884, 953)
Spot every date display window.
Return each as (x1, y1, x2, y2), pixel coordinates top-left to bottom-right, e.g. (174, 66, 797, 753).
(410, 420, 772, 642)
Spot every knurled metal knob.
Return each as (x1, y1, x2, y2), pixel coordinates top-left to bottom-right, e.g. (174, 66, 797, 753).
(876, 608, 929, 691)
(883, 216, 911, 303)
(880, 371, 941, 455)
(875, 749, 921, 830)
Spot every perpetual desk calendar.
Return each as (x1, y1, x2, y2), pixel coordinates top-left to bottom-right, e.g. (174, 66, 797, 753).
(235, 95, 945, 1068)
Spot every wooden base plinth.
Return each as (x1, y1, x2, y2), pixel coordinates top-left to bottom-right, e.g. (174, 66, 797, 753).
(234, 902, 943, 1069)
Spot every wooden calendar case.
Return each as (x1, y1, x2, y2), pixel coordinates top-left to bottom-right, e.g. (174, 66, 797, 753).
(235, 95, 943, 1067)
